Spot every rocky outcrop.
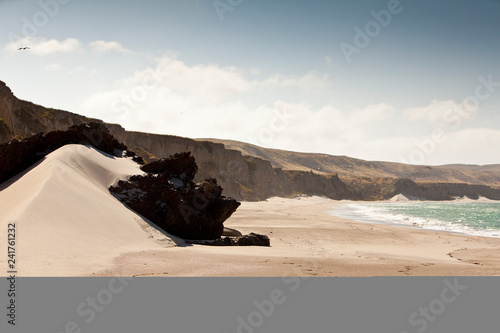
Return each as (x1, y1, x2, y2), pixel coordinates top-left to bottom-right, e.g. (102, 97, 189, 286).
(0, 122, 142, 185)
(189, 233, 271, 246)
(0, 117, 12, 142)
(233, 233, 271, 246)
(109, 152, 241, 240)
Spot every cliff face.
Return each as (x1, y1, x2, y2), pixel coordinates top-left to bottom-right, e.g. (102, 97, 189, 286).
(395, 179, 500, 201)
(344, 177, 500, 201)
(0, 81, 16, 142)
(0, 81, 98, 141)
(107, 127, 268, 200)
(207, 139, 500, 186)
(282, 171, 355, 199)
(1, 79, 500, 202)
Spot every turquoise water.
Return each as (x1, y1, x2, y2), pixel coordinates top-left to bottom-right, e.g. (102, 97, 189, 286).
(331, 201, 500, 238)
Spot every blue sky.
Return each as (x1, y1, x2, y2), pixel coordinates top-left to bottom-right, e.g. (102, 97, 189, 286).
(1, 0, 499, 165)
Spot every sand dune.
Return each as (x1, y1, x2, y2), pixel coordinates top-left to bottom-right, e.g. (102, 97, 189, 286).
(0, 144, 179, 276)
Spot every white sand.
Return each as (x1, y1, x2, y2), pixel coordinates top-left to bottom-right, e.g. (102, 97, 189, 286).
(0, 145, 179, 276)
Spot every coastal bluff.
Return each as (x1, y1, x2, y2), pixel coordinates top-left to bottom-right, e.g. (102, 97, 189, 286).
(1, 79, 500, 201)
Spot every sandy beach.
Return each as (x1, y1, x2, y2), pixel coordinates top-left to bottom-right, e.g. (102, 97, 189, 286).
(2, 145, 500, 277)
(99, 197, 500, 277)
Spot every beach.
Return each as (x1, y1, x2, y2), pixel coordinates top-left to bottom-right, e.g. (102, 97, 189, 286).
(98, 196, 500, 277)
(2, 145, 500, 277)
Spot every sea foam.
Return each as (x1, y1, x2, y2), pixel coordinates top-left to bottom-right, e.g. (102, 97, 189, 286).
(330, 201, 500, 238)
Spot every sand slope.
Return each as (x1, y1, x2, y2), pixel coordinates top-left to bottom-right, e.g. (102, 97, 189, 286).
(0, 144, 178, 276)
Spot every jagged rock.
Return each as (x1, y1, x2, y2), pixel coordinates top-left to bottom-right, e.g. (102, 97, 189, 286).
(222, 227, 242, 237)
(190, 233, 271, 246)
(234, 233, 270, 246)
(0, 122, 140, 184)
(140, 152, 197, 183)
(124, 150, 145, 165)
(206, 237, 235, 246)
(110, 152, 241, 240)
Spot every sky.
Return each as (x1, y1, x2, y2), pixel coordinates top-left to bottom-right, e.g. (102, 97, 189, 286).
(1, 0, 499, 165)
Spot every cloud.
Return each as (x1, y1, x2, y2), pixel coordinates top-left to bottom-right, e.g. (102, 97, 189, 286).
(357, 124, 500, 165)
(242, 102, 374, 153)
(259, 71, 330, 91)
(74, 49, 499, 166)
(439, 128, 500, 165)
(89, 40, 131, 54)
(78, 53, 336, 123)
(77, 53, 382, 155)
(76, 53, 496, 165)
(4, 37, 81, 55)
(113, 54, 252, 104)
(79, 54, 335, 124)
(349, 103, 395, 124)
(405, 99, 477, 129)
(67, 66, 86, 75)
(44, 63, 61, 71)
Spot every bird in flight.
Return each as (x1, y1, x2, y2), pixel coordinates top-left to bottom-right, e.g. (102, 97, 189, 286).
(18, 47, 30, 50)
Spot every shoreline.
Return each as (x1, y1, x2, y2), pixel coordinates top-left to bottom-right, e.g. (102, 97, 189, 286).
(94, 196, 500, 277)
(331, 199, 500, 239)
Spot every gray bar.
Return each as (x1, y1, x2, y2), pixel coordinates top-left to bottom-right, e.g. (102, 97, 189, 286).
(1, 277, 499, 333)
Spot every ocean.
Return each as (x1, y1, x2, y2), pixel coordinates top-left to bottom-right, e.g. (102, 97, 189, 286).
(331, 201, 500, 238)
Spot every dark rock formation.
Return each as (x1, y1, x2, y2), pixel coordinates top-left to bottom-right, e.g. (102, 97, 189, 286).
(222, 227, 242, 237)
(233, 233, 270, 246)
(189, 233, 271, 246)
(0, 117, 241, 241)
(0, 122, 141, 185)
(0, 118, 12, 142)
(140, 152, 197, 182)
(110, 152, 241, 240)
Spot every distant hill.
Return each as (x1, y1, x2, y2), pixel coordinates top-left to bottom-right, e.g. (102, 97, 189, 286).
(1, 79, 499, 201)
(203, 139, 500, 186)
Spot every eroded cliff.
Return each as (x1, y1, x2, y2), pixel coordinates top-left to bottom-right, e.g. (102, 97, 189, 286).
(2, 79, 499, 202)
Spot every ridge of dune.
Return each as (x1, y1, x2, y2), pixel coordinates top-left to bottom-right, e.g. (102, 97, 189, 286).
(0, 144, 180, 276)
